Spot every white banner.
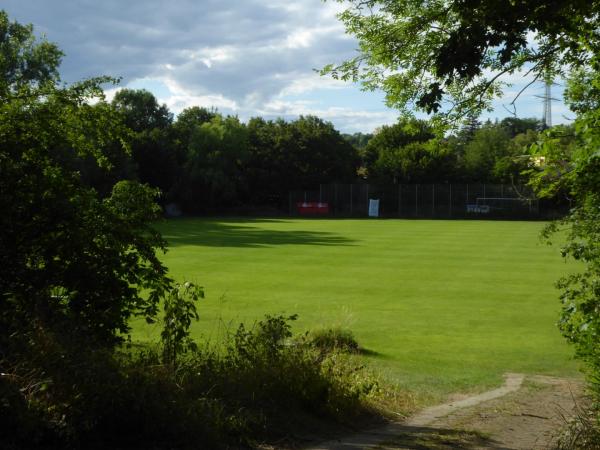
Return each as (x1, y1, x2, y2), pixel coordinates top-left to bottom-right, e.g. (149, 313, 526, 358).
(368, 199, 380, 217)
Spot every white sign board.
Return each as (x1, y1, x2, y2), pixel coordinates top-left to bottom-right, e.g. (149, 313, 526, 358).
(368, 199, 380, 217)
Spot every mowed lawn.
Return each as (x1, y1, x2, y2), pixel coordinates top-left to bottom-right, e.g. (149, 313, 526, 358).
(132, 218, 580, 400)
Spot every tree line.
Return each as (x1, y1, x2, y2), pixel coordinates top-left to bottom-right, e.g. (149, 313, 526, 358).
(86, 91, 358, 212)
(87, 88, 570, 214)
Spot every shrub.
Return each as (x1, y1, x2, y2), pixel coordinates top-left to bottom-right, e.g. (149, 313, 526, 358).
(160, 281, 204, 366)
(307, 327, 360, 354)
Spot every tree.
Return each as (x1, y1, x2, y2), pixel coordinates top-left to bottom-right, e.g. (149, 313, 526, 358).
(342, 132, 373, 150)
(323, 1, 600, 123)
(173, 106, 218, 148)
(111, 89, 177, 196)
(245, 116, 359, 206)
(494, 129, 539, 183)
(245, 117, 291, 205)
(0, 10, 63, 96)
(499, 117, 543, 138)
(180, 114, 249, 210)
(463, 123, 511, 181)
(371, 139, 456, 184)
(293, 115, 359, 186)
(111, 88, 172, 132)
(0, 13, 172, 357)
(361, 118, 438, 182)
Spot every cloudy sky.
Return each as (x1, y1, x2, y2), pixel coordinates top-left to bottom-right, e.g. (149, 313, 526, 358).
(3, 0, 572, 132)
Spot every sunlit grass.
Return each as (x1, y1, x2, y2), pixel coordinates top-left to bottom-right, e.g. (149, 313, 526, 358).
(132, 217, 580, 403)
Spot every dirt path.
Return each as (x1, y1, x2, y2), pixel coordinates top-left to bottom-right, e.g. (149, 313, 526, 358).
(307, 374, 584, 450)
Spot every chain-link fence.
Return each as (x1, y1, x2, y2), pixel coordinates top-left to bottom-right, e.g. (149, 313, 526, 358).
(289, 183, 543, 219)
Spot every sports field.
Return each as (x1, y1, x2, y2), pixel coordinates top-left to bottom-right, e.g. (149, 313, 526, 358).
(133, 218, 580, 401)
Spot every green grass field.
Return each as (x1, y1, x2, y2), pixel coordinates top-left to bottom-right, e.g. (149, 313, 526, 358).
(132, 218, 580, 402)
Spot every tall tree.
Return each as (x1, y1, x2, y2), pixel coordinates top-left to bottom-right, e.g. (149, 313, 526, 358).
(0, 10, 63, 96)
(173, 106, 218, 145)
(111, 89, 177, 196)
(371, 138, 456, 184)
(463, 123, 511, 181)
(362, 118, 437, 182)
(342, 132, 374, 150)
(180, 114, 249, 210)
(111, 88, 172, 132)
(293, 115, 359, 186)
(245, 116, 359, 206)
(499, 117, 543, 138)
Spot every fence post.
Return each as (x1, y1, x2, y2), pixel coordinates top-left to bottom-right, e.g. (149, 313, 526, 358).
(350, 184, 353, 216)
(289, 191, 292, 216)
(319, 184, 322, 203)
(415, 184, 419, 217)
(449, 183, 452, 217)
(366, 184, 369, 216)
(398, 184, 402, 217)
(334, 183, 337, 216)
(466, 183, 469, 205)
(432, 183, 435, 217)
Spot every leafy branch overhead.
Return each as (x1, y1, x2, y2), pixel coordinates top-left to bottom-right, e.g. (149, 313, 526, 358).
(323, 0, 600, 123)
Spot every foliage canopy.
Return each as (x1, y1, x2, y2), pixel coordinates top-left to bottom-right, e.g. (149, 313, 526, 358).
(0, 11, 173, 355)
(323, 0, 600, 123)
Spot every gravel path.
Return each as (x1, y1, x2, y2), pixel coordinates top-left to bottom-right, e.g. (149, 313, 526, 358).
(307, 373, 584, 450)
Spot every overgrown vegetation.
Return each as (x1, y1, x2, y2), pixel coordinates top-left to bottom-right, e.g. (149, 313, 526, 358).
(1, 313, 410, 449)
(556, 401, 600, 450)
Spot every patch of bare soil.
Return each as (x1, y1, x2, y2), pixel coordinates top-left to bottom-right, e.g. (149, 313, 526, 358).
(420, 375, 585, 450)
(306, 374, 584, 450)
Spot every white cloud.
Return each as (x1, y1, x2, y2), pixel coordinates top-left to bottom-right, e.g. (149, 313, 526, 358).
(284, 29, 315, 49)
(257, 99, 398, 132)
(278, 73, 348, 96)
(183, 46, 236, 68)
(160, 78, 239, 112)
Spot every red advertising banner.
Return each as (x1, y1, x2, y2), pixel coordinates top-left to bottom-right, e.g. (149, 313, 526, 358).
(296, 202, 329, 215)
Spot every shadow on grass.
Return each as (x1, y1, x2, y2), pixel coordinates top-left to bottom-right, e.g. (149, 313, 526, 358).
(372, 426, 503, 450)
(358, 347, 382, 357)
(160, 218, 356, 248)
(307, 423, 505, 450)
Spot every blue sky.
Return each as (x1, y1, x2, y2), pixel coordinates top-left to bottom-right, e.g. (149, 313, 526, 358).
(3, 0, 572, 133)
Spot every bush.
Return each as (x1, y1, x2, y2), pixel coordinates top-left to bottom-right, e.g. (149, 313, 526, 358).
(307, 327, 360, 354)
